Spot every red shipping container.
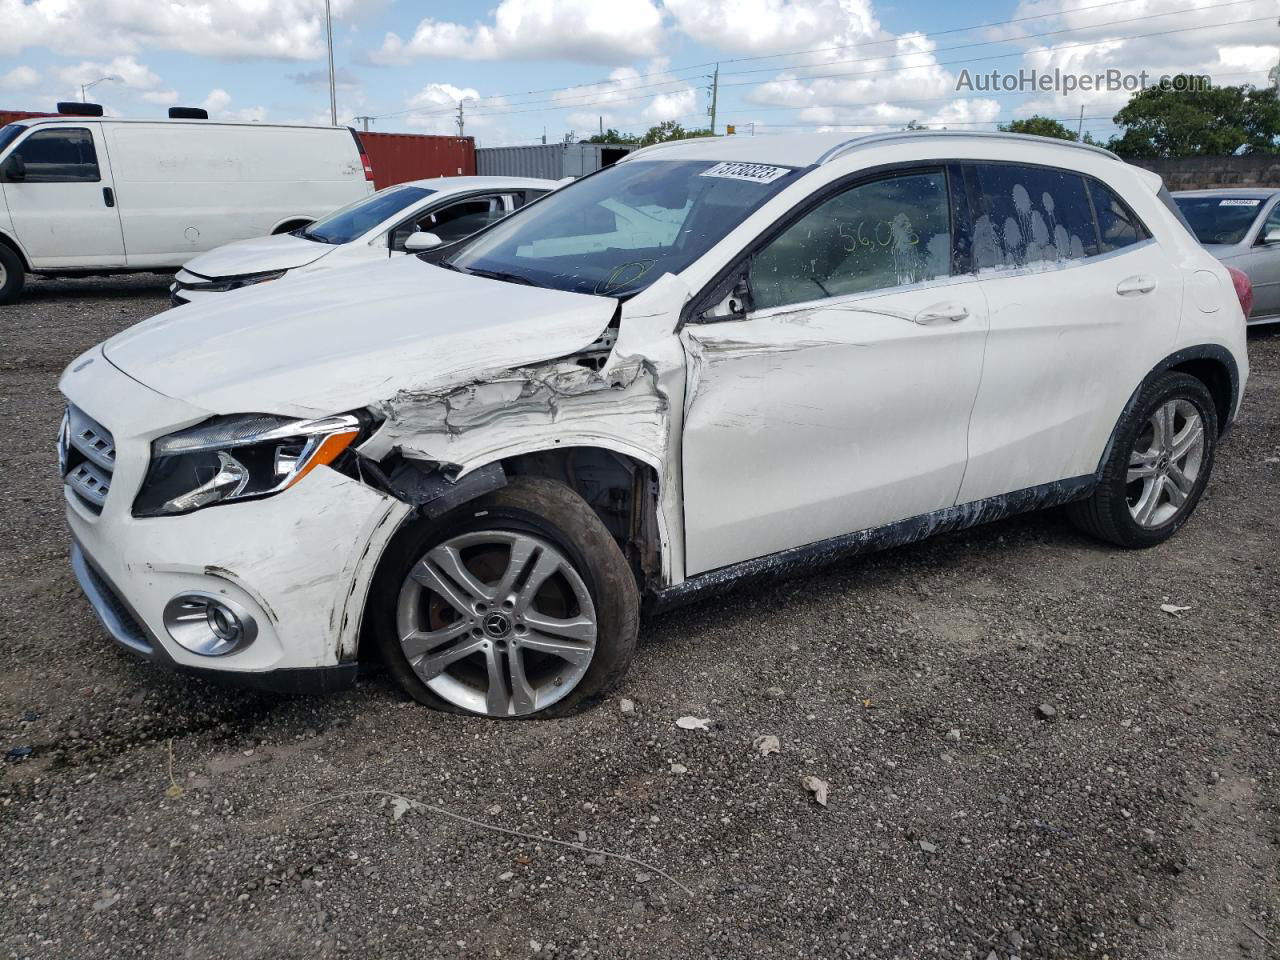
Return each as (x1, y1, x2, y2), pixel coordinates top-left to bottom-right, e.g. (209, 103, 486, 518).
(357, 131, 476, 189)
(0, 109, 55, 127)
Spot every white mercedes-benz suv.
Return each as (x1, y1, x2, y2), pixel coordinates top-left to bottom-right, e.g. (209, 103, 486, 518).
(59, 131, 1250, 717)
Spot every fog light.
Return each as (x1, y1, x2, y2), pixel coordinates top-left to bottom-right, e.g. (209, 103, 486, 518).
(162, 593, 258, 656)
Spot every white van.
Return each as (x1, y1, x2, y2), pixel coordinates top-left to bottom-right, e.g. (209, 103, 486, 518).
(0, 114, 373, 303)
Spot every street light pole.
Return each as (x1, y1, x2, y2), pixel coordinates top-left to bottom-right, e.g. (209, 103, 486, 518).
(80, 76, 119, 102)
(324, 0, 337, 126)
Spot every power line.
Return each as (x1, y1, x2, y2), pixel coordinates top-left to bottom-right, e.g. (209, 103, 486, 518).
(360, 0, 1235, 120)
(449, 15, 1271, 119)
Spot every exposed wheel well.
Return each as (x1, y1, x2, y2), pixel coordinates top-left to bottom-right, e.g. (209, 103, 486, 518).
(272, 219, 312, 235)
(1168, 357, 1232, 431)
(0, 232, 30, 271)
(501, 448, 661, 592)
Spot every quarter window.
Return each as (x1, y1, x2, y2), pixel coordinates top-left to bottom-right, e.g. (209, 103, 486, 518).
(971, 163, 1098, 270)
(1088, 180, 1148, 252)
(749, 170, 953, 311)
(9, 128, 100, 183)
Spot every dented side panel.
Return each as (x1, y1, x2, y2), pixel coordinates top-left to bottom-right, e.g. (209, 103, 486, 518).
(680, 277, 990, 576)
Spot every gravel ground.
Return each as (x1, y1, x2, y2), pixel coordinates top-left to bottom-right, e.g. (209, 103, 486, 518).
(1, 275, 1277, 960)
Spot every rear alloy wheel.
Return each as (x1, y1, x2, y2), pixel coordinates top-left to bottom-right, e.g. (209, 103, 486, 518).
(1125, 398, 1206, 529)
(1067, 371, 1218, 548)
(374, 477, 639, 718)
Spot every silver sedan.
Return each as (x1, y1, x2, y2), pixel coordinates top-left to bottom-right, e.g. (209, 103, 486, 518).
(1173, 188, 1280, 325)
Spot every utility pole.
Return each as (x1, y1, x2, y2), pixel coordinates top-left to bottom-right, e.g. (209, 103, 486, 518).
(1271, 18, 1280, 92)
(749, 121, 755, 136)
(1077, 104, 1085, 139)
(353, 115, 373, 131)
(456, 100, 465, 137)
(599, 116, 603, 136)
(324, 0, 337, 125)
(707, 63, 719, 135)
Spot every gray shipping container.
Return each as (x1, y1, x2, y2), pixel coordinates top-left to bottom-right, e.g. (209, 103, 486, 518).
(476, 142, 637, 179)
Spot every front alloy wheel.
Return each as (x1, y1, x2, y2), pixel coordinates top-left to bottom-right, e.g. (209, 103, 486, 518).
(396, 531, 598, 717)
(373, 477, 640, 718)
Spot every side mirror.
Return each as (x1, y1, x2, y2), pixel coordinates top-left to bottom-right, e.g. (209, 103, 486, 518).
(1263, 227, 1280, 245)
(1, 154, 25, 182)
(701, 274, 752, 321)
(403, 231, 443, 252)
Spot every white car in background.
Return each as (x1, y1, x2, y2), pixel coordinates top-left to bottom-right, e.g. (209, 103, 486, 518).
(170, 176, 554, 305)
(61, 131, 1249, 719)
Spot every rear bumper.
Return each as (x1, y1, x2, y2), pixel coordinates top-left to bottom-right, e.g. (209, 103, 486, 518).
(71, 538, 358, 695)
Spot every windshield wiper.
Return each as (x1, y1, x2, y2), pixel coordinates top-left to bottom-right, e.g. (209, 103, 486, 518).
(465, 267, 540, 287)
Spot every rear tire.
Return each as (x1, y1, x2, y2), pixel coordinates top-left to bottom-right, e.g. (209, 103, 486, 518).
(0, 244, 25, 305)
(371, 477, 639, 718)
(1067, 371, 1218, 548)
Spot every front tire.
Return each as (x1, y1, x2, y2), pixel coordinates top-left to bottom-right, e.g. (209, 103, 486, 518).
(372, 477, 640, 718)
(0, 245, 25, 305)
(1068, 371, 1218, 548)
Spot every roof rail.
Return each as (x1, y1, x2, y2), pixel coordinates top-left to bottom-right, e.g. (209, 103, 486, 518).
(617, 135, 726, 163)
(817, 129, 1120, 165)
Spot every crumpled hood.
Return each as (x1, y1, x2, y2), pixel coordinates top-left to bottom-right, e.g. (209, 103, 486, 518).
(181, 232, 331, 278)
(103, 256, 618, 417)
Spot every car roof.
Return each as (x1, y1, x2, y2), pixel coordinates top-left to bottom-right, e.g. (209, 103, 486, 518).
(1172, 187, 1280, 199)
(619, 130, 1120, 167)
(399, 176, 557, 192)
(16, 115, 350, 133)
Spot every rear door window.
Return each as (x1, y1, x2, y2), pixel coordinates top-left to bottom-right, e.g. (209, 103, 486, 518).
(1088, 180, 1149, 252)
(750, 169, 953, 310)
(10, 127, 100, 183)
(970, 163, 1098, 270)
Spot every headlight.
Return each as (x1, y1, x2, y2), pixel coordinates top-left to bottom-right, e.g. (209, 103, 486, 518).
(133, 413, 362, 517)
(202, 269, 287, 293)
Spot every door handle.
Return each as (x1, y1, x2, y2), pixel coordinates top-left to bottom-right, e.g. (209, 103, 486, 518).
(913, 302, 969, 325)
(1115, 275, 1155, 296)
(102, 187, 115, 208)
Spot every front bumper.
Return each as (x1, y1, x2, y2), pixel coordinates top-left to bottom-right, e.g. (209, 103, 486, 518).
(70, 539, 358, 694)
(59, 347, 411, 692)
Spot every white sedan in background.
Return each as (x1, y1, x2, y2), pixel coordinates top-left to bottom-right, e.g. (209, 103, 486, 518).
(170, 176, 555, 305)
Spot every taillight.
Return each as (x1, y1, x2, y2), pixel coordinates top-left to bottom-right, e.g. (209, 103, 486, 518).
(347, 127, 375, 183)
(1226, 266, 1253, 319)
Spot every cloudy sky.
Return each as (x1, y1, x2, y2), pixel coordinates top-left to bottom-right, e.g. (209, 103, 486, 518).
(1, 0, 1276, 145)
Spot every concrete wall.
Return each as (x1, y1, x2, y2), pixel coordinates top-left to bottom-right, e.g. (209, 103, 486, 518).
(1128, 154, 1280, 190)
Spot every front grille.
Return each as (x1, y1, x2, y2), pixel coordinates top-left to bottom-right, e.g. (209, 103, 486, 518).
(61, 405, 116, 513)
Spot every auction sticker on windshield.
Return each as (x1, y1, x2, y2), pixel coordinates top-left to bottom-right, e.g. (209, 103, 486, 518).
(699, 162, 792, 184)
(1220, 199, 1261, 206)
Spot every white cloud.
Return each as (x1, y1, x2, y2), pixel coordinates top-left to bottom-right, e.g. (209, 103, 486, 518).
(664, 0, 878, 56)
(0, 0, 379, 60)
(546, 61, 701, 130)
(996, 0, 1278, 124)
(0, 65, 39, 90)
(57, 55, 161, 91)
(371, 0, 665, 65)
(201, 88, 267, 123)
(140, 90, 180, 105)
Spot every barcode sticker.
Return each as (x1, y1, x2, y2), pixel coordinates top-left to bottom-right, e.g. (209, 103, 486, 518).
(699, 162, 792, 184)
(1219, 198, 1261, 206)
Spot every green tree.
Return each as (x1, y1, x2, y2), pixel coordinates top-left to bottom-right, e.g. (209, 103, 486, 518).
(588, 128, 637, 144)
(1107, 80, 1280, 158)
(998, 115, 1079, 141)
(638, 120, 712, 146)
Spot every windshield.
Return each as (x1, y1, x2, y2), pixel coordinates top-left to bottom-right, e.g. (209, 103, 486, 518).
(304, 184, 435, 244)
(447, 159, 800, 297)
(1172, 195, 1266, 245)
(0, 123, 27, 156)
